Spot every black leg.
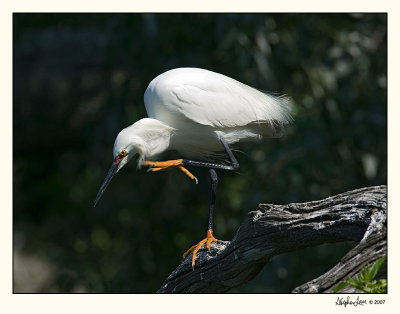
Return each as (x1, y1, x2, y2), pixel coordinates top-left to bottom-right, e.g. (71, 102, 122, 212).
(182, 137, 240, 171)
(184, 138, 238, 234)
(180, 138, 238, 266)
(207, 169, 218, 231)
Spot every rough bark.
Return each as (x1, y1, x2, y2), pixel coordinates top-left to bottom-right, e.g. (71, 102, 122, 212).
(157, 185, 387, 293)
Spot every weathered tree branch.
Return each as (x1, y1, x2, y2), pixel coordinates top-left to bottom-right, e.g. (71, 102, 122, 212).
(292, 230, 386, 293)
(158, 185, 387, 293)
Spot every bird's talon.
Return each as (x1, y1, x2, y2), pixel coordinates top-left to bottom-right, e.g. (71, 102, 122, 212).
(182, 229, 218, 267)
(145, 160, 198, 183)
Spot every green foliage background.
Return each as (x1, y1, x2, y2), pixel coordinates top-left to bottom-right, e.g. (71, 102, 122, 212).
(13, 13, 387, 293)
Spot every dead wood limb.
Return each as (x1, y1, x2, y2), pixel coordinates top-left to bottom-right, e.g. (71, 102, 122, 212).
(157, 185, 387, 293)
(292, 230, 386, 293)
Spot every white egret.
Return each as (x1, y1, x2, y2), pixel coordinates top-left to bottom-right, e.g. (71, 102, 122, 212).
(94, 67, 291, 266)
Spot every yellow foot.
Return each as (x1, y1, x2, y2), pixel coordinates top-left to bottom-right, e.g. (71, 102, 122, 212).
(145, 159, 198, 184)
(182, 229, 218, 266)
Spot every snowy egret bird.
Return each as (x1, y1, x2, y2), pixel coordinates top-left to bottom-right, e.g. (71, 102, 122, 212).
(94, 67, 291, 266)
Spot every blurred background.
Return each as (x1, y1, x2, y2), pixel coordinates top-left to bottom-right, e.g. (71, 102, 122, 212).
(13, 13, 387, 293)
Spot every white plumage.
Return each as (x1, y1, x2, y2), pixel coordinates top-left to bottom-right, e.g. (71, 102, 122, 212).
(115, 67, 291, 164)
(145, 68, 290, 128)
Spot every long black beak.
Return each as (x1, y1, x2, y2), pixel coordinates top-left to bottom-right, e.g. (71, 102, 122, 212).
(94, 159, 121, 207)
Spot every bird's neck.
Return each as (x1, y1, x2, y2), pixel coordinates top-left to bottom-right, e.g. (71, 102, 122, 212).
(130, 118, 175, 165)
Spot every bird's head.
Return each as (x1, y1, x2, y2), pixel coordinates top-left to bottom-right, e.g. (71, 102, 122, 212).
(112, 127, 142, 170)
(94, 118, 174, 207)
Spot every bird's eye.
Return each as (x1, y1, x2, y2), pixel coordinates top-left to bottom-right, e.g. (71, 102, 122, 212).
(119, 150, 127, 157)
